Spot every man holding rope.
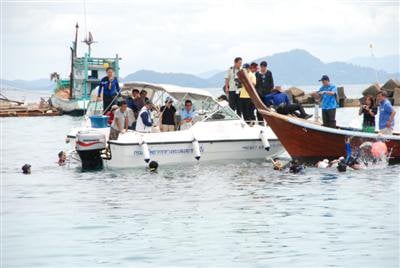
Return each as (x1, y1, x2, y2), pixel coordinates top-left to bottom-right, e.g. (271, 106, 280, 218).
(97, 67, 120, 113)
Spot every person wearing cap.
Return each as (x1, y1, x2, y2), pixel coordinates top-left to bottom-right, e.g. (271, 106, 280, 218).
(376, 90, 396, 135)
(314, 75, 338, 128)
(224, 57, 243, 116)
(105, 104, 118, 125)
(136, 99, 154, 133)
(263, 86, 312, 119)
(159, 97, 176, 132)
(109, 101, 129, 140)
(239, 63, 256, 124)
(97, 67, 121, 113)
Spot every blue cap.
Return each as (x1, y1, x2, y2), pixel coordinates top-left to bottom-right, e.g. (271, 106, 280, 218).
(242, 63, 250, 69)
(319, 75, 330, 81)
(165, 97, 173, 103)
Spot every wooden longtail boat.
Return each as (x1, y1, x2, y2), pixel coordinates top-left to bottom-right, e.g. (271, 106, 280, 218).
(237, 70, 400, 164)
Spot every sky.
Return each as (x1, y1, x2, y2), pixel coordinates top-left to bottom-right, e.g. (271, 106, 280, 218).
(1, 0, 399, 80)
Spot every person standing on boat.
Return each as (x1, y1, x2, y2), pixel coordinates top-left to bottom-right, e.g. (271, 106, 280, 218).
(109, 101, 128, 140)
(98, 67, 120, 113)
(240, 63, 256, 124)
(314, 75, 338, 128)
(136, 100, 154, 133)
(225, 57, 243, 116)
(159, 97, 176, 132)
(376, 91, 396, 135)
(255, 61, 274, 98)
(255, 61, 274, 123)
(126, 89, 140, 115)
(359, 95, 377, 133)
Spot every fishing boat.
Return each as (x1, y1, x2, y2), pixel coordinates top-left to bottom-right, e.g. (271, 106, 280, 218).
(66, 82, 284, 169)
(50, 24, 121, 116)
(237, 70, 400, 164)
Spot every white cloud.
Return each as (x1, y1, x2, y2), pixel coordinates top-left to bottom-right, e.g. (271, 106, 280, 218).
(1, 0, 399, 80)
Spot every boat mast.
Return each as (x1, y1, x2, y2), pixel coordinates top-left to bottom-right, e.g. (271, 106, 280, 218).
(69, 23, 79, 99)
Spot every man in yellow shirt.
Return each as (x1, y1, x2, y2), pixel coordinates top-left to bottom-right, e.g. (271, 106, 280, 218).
(239, 63, 256, 124)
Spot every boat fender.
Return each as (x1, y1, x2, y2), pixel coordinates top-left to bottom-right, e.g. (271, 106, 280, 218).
(140, 142, 151, 163)
(192, 139, 201, 160)
(260, 130, 270, 151)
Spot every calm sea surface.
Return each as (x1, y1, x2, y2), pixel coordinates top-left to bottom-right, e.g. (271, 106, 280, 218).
(1, 88, 400, 267)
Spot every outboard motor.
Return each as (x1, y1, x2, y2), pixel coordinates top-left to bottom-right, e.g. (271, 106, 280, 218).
(76, 131, 107, 171)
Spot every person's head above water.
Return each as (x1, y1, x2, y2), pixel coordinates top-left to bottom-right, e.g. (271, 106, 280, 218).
(148, 161, 158, 172)
(22, 164, 31, 174)
(58, 151, 67, 165)
(337, 159, 347, 172)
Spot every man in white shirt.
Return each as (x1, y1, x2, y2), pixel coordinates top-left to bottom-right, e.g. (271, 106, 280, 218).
(225, 57, 242, 116)
(109, 101, 128, 140)
(136, 100, 154, 133)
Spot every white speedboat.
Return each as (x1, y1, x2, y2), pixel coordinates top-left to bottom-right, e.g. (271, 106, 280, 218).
(66, 82, 283, 169)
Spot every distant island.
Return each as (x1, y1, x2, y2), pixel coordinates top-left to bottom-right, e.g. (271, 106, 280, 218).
(2, 49, 399, 90)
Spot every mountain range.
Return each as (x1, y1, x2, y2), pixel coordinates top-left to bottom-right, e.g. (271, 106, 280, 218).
(348, 54, 399, 74)
(2, 49, 399, 90)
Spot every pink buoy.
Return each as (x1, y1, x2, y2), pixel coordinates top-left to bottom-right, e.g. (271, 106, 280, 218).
(371, 141, 387, 158)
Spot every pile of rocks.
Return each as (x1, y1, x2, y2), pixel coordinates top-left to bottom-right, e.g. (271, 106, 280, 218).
(285, 87, 315, 106)
(362, 78, 400, 105)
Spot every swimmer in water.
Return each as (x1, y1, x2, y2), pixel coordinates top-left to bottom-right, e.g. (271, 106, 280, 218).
(58, 151, 67, 166)
(148, 161, 159, 172)
(22, 164, 31, 174)
(289, 159, 304, 174)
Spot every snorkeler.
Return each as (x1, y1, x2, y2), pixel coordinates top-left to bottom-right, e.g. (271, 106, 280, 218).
(148, 161, 159, 172)
(58, 151, 67, 166)
(22, 164, 31, 174)
(289, 159, 304, 174)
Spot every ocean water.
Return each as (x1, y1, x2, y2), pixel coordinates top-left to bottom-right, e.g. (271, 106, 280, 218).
(1, 88, 400, 267)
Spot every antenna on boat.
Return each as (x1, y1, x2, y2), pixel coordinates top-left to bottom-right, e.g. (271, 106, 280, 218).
(369, 43, 379, 83)
(82, 0, 96, 56)
(83, 31, 96, 56)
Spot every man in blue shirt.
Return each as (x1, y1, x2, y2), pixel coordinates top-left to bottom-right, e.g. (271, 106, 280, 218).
(97, 67, 120, 113)
(263, 86, 311, 119)
(314, 75, 338, 128)
(180, 100, 197, 130)
(376, 91, 396, 135)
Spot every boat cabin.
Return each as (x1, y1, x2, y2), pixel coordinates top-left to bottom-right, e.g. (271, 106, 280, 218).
(87, 82, 240, 130)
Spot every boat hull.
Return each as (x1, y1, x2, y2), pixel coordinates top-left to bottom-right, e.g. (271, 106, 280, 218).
(234, 69, 400, 165)
(50, 95, 90, 116)
(106, 139, 282, 168)
(262, 112, 400, 164)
